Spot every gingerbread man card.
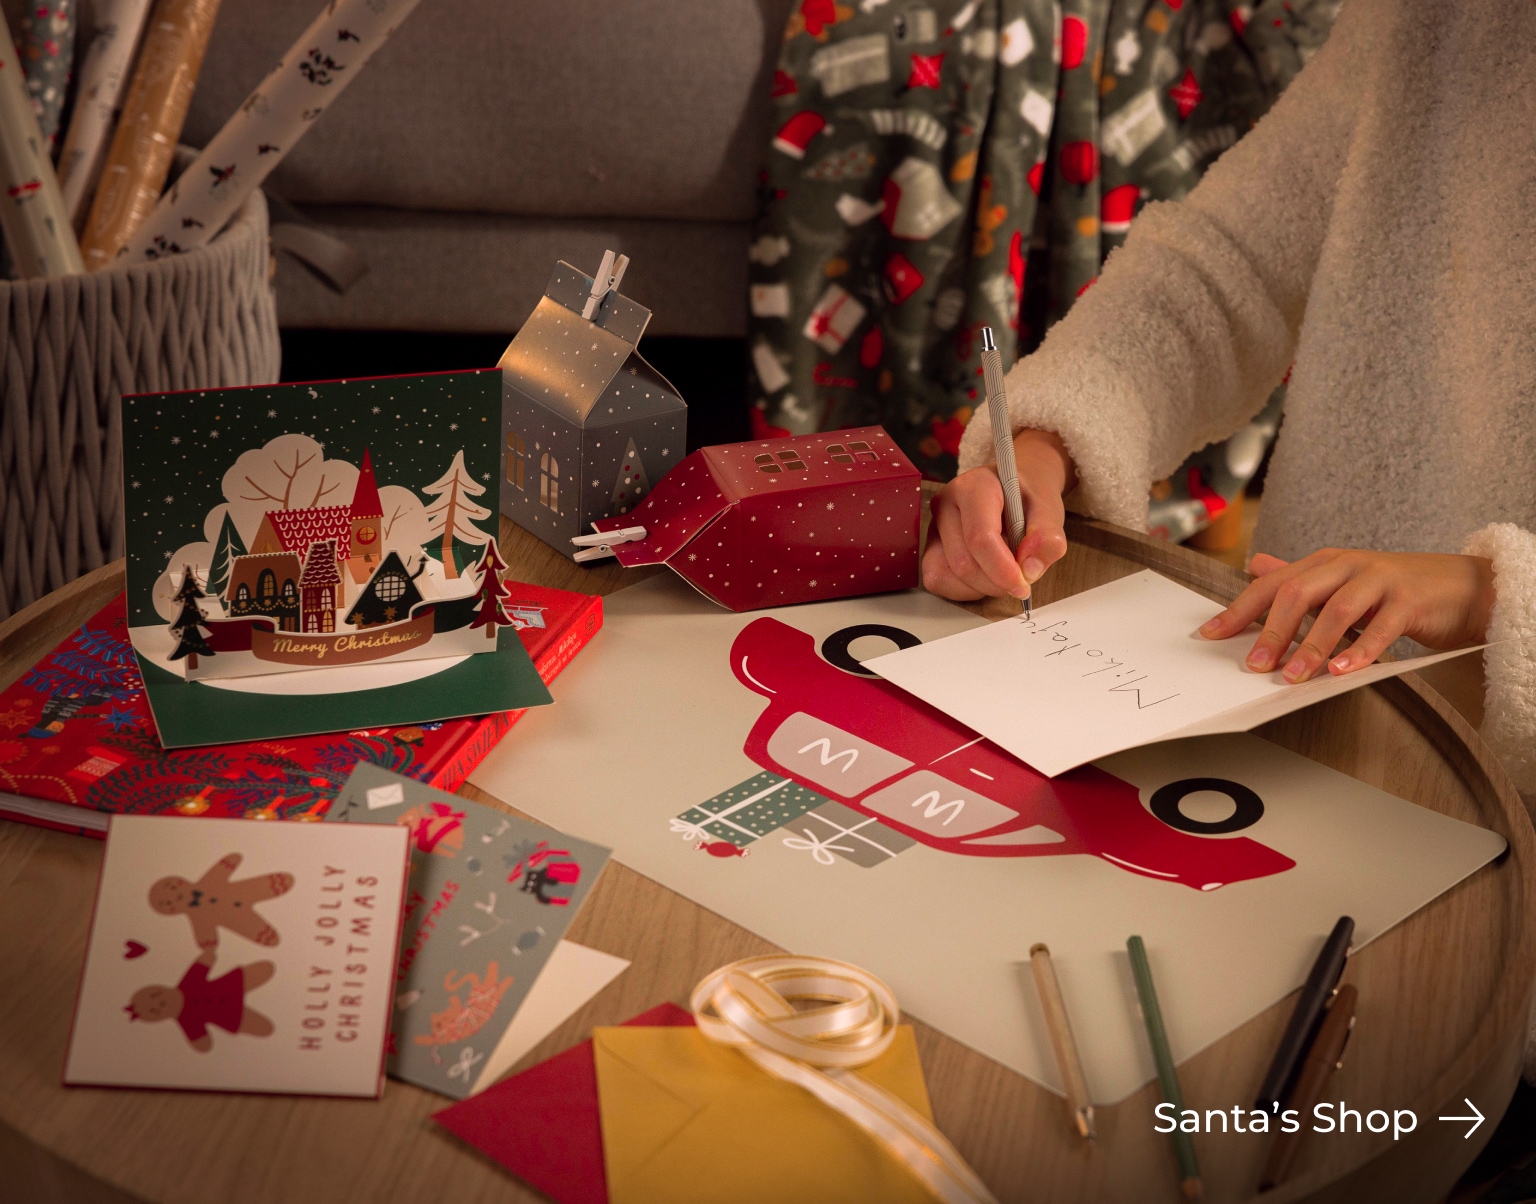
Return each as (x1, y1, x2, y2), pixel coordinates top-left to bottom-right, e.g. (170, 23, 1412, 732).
(66, 815, 411, 1096)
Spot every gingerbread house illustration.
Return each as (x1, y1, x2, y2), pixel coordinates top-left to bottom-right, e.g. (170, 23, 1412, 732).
(224, 552, 302, 630)
(298, 540, 341, 633)
(246, 447, 386, 608)
(344, 551, 425, 628)
(499, 254, 687, 559)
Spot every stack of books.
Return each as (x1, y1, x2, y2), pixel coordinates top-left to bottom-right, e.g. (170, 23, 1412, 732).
(0, 581, 601, 836)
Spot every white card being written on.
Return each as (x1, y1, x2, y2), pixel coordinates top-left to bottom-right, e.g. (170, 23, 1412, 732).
(868, 570, 1479, 777)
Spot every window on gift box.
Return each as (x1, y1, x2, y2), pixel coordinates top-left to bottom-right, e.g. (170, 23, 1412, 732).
(848, 440, 878, 462)
(755, 453, 782, 474)
(777, 450, 807, 471)
(508, 432, 527, 491)
(540, 453, 559, 512)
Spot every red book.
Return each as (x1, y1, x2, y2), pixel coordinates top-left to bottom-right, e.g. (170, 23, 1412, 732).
(0, 582, 602, 837)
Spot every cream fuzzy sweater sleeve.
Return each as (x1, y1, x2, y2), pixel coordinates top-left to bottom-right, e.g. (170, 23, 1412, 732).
(957, 0, 1536, 795)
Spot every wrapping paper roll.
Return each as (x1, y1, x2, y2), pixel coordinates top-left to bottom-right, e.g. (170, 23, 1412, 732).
(78, 0, 220, 270)
(18, 0, 76, 145)
(0, 14, 83, 276)
(56, 0, 154, 226)
(120, 0, 425, 263)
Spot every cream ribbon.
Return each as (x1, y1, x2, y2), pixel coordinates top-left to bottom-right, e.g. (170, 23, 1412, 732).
(690, 956, 998, 1204)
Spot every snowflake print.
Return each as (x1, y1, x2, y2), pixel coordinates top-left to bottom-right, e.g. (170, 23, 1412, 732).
(170, 436, 180, 444)
(826, 502, 835, 510)
(209, 430, 219, 438)
(267, 409, 277, 417)
(130, 480, 140, 489)
(449, 422, 459, 431)
(371, 406, 381, 414)
(164, 495, 174, 504)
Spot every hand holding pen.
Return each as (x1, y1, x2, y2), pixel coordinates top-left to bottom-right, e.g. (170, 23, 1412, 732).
(921, 327, 1077, 606)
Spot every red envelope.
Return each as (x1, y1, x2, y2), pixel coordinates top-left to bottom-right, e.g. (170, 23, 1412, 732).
(433, 1003, 695, 1204)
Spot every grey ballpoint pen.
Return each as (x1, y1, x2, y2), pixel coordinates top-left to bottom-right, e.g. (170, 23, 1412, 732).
(980, 326, 1030, 617)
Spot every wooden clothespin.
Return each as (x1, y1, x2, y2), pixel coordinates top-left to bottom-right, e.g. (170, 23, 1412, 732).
(582, 249, 630, 320)
(571, 525, 646, 563)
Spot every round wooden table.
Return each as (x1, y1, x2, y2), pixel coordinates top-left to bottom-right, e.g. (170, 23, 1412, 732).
(1, 513, 1531, 1204)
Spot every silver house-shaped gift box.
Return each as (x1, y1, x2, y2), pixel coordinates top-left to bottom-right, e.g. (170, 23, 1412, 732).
(498, 253, 688, 559)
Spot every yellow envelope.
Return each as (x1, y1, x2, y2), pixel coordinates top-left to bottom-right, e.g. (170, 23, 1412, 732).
(593, 1023, 937, 1204)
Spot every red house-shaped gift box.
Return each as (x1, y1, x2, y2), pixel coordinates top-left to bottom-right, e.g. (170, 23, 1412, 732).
(591, 427, 920, 611)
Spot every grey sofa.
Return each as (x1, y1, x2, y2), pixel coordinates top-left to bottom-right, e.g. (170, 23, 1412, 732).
(184, 0, 796, 338)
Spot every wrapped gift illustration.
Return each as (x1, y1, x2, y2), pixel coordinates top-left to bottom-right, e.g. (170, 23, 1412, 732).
(585, 427, 920, 611)
(879, 158, 963, 241)
(802, 283, 867, 352)
(499, 253, 688, 559)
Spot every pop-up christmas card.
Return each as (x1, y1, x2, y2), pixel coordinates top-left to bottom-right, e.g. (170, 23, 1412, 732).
(64, 815, 411, 1096)
(123, 371, 516, 684)
(584, 426, 920, 611)
(499, 252, 688, 560)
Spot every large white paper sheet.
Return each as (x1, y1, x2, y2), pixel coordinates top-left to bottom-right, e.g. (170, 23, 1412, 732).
(868, 570, 1478, 777)
(469, 576, 1504, 1103)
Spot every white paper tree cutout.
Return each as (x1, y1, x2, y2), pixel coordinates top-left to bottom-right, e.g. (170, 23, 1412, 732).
(609, 438, 650, 515)
(422, 450, 492, 579)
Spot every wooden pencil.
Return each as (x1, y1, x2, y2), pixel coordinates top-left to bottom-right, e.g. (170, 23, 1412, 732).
(0, 15, 83, 277)
(78, 0, 221, 270)
(1029, 943, 1095, 1140)
(1127, 935, 1203, 1200)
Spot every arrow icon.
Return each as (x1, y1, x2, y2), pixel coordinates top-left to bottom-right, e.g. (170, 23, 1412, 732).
(1438, 1099, 1485, 1139)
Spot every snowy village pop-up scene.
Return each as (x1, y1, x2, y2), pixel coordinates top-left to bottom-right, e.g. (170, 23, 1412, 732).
(122, 371, 517, 686)
(498, 252, 688, 559)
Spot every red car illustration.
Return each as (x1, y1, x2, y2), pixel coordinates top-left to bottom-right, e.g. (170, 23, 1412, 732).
(730, 618, 1295, 891)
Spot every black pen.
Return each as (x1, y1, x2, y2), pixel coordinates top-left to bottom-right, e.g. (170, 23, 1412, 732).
(1255, 915, 1353, 1109)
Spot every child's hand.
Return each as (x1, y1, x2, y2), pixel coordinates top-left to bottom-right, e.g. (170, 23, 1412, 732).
(1198, 549, 1495, 682)
(922, 429, 1076, 601)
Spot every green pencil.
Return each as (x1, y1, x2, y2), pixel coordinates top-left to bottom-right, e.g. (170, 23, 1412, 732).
(1127, 935, 1203, 1201)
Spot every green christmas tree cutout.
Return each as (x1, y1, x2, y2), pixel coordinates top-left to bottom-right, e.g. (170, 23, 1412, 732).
(609, 439, 650, 515)
(207, 512, 247, 612)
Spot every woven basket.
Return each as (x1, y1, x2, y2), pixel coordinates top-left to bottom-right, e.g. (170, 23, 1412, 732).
(0, 188, 280, 620)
